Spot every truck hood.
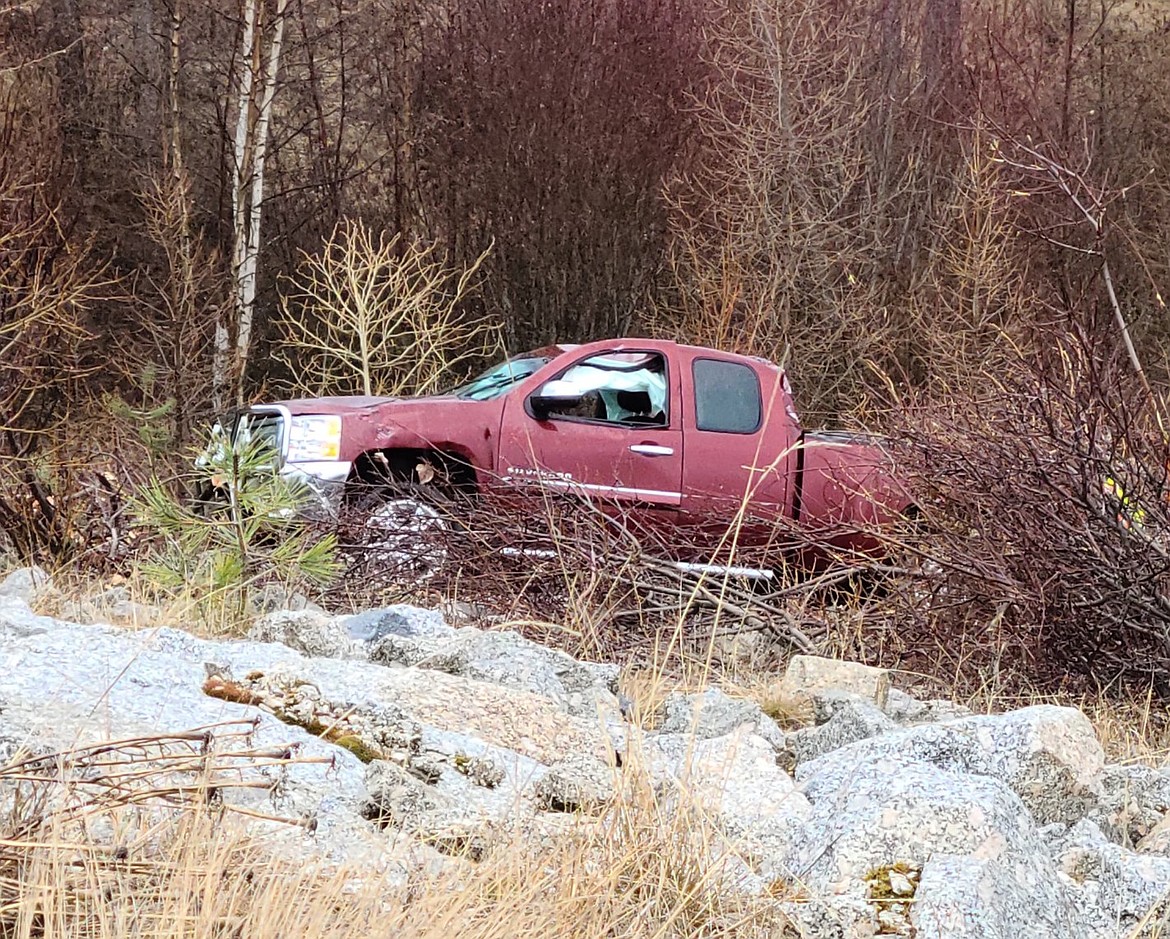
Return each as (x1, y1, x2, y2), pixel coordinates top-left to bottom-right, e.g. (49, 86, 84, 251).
(266, 394, 505, 465)
(271, 395, 456, 417)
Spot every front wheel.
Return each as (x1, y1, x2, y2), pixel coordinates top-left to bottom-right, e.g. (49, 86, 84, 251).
(360, 492, 450, 582)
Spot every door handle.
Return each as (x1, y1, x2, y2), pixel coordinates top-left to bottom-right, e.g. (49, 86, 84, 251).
(629, 444, 674, 457)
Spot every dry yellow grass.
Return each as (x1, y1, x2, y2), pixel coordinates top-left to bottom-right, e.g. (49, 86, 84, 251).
(29, 566, 349, 639)
(1, 809, 794, 939)
(0, 730, 796, 939)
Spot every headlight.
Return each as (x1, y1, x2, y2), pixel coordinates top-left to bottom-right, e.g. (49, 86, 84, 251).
(286, 415, 342, 462)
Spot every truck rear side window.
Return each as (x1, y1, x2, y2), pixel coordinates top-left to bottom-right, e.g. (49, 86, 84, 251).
(692, 359, 762, 434)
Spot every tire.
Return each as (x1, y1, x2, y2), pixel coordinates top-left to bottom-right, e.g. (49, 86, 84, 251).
(359, 489, 450, 582)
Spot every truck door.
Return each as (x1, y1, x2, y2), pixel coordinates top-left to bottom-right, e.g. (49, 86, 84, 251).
(498, 349, 683, 514)
(679, 356, 799, 552)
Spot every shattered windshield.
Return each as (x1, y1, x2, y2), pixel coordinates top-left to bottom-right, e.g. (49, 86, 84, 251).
(450, 355, 551, 401)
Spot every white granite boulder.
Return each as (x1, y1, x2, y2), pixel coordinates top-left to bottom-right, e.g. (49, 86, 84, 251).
(770, 654, 891, 713)
(797, 704, 1104, 825)
(643, 727, 811, 865)
(368, 625, 620, 721)
(247, 609, 364, 659)
(0, 566, 53, 607)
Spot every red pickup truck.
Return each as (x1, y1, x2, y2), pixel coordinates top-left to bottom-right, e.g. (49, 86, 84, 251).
(209, 339, 912, 576)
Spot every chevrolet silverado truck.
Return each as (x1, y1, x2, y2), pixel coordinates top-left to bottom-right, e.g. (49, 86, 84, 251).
(201, 339, 913, 577)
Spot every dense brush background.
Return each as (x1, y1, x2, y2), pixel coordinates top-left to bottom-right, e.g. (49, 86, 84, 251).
(6, 0, 1170, 689)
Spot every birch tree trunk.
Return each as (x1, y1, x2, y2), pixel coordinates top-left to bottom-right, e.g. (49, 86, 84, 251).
(235, 0, 287, 404)
(214, 0, 256, 412)
(215, 0, 288, 410)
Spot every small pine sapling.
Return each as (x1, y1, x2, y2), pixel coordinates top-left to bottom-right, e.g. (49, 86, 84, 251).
(134, 434, 338, 631)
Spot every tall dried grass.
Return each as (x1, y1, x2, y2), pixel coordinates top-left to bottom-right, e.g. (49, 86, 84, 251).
(0, 722, 796, 939)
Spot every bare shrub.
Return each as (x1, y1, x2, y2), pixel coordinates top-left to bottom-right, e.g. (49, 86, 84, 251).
(0, 178, 108, 560)
(879, 333, 1170, 694)
(118, 169, 226, 453)
(273, 219, 497, 398)
(83, 168, 228, 552)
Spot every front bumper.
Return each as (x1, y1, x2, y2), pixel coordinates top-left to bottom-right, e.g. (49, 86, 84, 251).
(281, 460, 353, 518)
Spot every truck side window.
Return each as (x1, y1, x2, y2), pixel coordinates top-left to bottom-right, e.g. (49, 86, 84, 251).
(692, 359, 762, 434)
(539, 352, 668, 426)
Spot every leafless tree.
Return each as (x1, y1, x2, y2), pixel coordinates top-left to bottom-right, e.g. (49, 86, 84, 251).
(274, 220, 496, 398)
(212, 0, 290, 409)
(413, 0, 703, 349)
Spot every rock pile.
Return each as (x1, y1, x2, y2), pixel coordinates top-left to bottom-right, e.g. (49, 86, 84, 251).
(2, 567, 1170, 937)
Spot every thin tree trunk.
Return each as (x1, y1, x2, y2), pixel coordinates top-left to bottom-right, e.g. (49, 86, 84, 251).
(1062, 0, 1076, 146)
(168, 0, 195, 444)
(235, 0, 288, 404)
(923, 0, 962, 121)
(216, 0, 259, 412)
